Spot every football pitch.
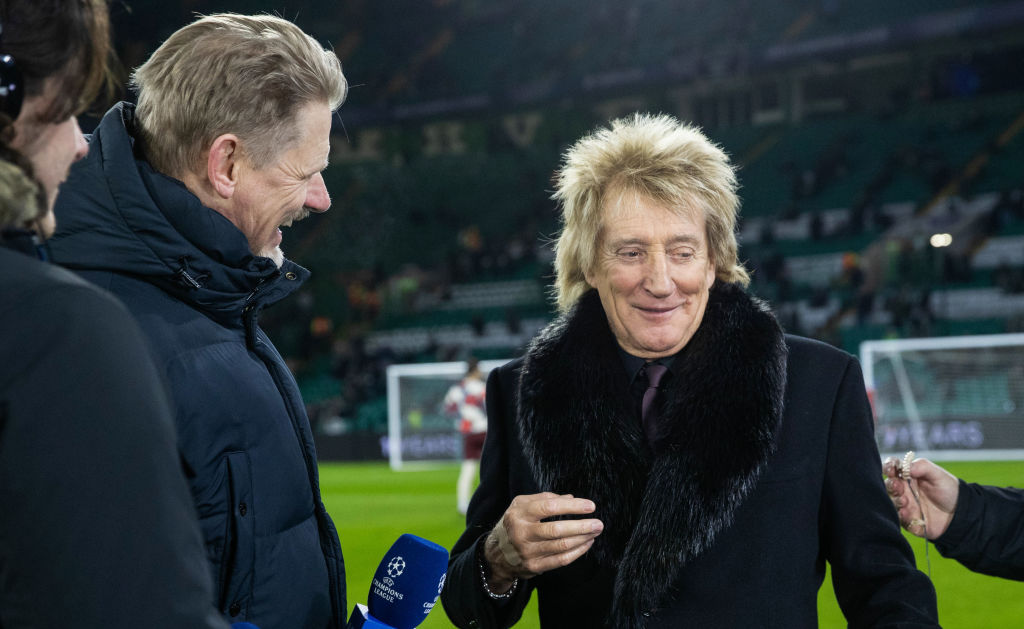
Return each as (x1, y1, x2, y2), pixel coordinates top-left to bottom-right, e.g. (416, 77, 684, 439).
(322, 459, 1023, 628)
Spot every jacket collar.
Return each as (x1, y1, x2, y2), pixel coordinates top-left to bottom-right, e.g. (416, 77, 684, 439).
(0, 228, 50, 261)
(517, 283, 787, 627)
(49, 102, 308, 326)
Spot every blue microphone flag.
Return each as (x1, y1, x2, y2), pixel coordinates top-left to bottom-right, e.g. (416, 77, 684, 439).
(367, 533, 449, 629)
(347, 604, 393, 629)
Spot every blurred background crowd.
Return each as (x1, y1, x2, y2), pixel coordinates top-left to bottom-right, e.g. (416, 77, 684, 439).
(96, 0, 1024, 456)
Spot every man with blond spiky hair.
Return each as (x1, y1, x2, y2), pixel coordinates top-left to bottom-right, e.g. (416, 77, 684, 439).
(50, 13, 348, 629)
(442, 113, 939, 628)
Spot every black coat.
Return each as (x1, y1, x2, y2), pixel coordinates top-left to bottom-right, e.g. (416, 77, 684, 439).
(0, 241, 228, 628)
(48, 102, 346, 628)
(935, 480, 1024, 580)
(442, 285, 938, 628)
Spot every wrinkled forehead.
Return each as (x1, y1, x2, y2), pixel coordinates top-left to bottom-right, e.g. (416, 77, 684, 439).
(600, 186, 706, 233)
(302, 103, 334, 152)
(251, 101, 333, 170)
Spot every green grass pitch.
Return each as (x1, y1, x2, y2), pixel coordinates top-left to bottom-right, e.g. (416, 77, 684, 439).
(321, 459, 1023, 628)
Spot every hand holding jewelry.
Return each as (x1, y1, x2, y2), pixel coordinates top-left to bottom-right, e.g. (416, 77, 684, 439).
(883, 454, 960, 541)
(898, 450, 915, 480)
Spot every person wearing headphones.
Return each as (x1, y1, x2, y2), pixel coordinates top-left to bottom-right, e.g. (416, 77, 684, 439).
(0, 1, 229, 626)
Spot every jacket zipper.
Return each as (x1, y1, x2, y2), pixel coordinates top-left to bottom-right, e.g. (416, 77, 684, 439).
(242, 274, 277, 348)
(260, 331, 346, 627)
(242, 273, 345, 625)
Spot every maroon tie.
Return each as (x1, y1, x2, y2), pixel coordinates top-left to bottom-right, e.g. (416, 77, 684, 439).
(641, 363, 668, 443)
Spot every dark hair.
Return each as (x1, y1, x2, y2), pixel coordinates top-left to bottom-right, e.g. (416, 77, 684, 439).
(0, 0, 112, 229)
(0, 0, 114, 124)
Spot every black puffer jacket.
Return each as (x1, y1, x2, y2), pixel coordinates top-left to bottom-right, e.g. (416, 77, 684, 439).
(1, 234, 228, 628)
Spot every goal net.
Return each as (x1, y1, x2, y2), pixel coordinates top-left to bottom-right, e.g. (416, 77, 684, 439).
(385, 359, 511, 470)
(861, 333, 1024, 461)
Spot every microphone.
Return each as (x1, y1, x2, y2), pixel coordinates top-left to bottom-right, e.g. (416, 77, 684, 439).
(347, 534, 449, 629)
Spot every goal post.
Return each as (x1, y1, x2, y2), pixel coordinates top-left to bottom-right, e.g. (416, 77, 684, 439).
(385, 359, 511, 470)
(861, 333, 1024, 461)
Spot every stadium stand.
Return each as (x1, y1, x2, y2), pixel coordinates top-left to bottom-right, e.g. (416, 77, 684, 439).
(105, 0, 1024, 453)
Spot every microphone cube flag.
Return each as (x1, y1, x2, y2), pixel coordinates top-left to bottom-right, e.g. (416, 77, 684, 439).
(347, 604, 393, 629)
(367, 533, 449, 629)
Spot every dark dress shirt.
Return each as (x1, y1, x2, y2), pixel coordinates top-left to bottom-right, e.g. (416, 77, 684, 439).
(618, 349, 675, 441)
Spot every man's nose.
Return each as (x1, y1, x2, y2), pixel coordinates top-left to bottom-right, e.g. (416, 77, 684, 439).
(643, 252, 673, 295)
(72, 117, 89, 162)
(305, 172, 331, 213)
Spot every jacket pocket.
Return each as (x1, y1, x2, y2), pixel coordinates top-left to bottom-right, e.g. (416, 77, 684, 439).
(219, 451, 255, 620)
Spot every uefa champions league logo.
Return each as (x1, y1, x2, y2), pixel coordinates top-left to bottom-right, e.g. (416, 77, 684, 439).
(387, 556, 406, 578)
(423, 572, 446, 614)
(372, 555, 407, 604)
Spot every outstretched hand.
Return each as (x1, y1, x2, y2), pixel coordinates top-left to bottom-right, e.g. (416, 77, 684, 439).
(483, 492, 603, 593)
(882, 455, 960, 540)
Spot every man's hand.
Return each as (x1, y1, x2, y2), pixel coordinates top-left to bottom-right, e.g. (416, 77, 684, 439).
(483, 492, 604, 593)
(883, 456, 960, 540)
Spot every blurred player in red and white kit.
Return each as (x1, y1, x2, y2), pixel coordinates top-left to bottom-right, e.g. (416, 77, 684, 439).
(445, 357, 488, 514)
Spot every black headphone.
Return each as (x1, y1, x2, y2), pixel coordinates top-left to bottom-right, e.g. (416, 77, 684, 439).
(0, 21, 24, 120)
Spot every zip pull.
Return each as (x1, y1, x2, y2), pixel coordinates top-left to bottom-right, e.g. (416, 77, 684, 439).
(176, 268, 202, 289)
(243, 270, 280, 305)
(242, 302, 260, 348)
(242, 272, 278, 347)
(175, 257, 206, 289)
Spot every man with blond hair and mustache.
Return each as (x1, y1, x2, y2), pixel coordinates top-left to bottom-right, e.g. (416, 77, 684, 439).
(50, 13, 348, 629)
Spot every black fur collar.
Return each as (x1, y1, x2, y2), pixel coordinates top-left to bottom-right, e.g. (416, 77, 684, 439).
(517, 283, 787, 627)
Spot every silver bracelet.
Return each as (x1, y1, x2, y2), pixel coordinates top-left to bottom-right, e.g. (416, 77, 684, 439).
(477, 548, 518, 600)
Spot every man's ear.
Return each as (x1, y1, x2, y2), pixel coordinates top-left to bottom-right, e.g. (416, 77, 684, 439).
(584, 249, 602, 288)
(206, 134, 241, 200)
